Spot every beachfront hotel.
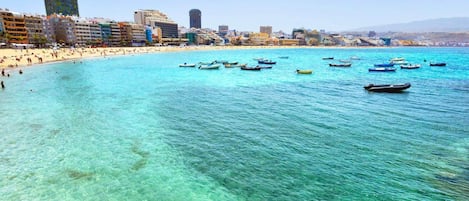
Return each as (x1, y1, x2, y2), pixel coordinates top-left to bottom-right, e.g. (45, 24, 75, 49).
(44, 0, 79, 16)
(134, 9, 178, 38)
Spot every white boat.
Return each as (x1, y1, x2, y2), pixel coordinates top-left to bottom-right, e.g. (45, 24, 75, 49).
(390, 57, 405, 62)
(198, 64, 220, 70)
(179, 63, 196, 67)
(400, 64, 421, 69)
(391, 60, 409, 65)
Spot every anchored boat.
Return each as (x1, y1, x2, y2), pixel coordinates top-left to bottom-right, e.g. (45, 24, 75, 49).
(364, 83, 411, 93)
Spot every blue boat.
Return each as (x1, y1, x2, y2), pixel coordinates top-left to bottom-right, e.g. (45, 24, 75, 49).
(368, 67, 396, 72)
(374, 63, 395, 67)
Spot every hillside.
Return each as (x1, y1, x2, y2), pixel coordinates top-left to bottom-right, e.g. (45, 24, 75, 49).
(354, 17, 469, 32)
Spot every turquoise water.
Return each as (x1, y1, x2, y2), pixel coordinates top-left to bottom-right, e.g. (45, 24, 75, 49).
(1, 47, 468, 200)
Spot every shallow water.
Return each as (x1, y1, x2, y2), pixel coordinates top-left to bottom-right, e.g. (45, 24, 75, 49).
(1, 47, 468, 200)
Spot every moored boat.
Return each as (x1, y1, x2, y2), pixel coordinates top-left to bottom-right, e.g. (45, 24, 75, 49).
(199, 64, 220, 70)
(296, 69, 313, 74)
(364, 83, 411, 93)
(224, 63, 247, 68)
(278, 56, 289, 59)
(179, 63, 196, 67)
(390, 57, 405, 62)
(374, 63, 395, 67)
(368, 67, 396, 72)
(430, 62, 446, 66)
(199, 61, 214, 65)
(322, 57, 334, 60)
(213, 60, 228, 64)
(223, 61, 238, 65)
(241, 66, 261, 71)
(329, 63, 352, 67)
(400, 64, 421, 69)
(391, 60, 409, 65)
(258, 59, 276, 64)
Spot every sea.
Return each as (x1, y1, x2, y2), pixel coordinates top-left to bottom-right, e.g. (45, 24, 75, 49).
(1, 47, 468, 201)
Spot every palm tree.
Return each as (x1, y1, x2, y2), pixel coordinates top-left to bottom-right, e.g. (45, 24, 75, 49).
(0, 31, 11, 44)
(38, 36, 48, 48)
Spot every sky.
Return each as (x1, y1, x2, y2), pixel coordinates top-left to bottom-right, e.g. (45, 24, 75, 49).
(2, 0, 469, 32)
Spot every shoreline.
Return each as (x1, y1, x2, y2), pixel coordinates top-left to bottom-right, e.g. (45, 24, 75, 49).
(0, 45, 389, 71)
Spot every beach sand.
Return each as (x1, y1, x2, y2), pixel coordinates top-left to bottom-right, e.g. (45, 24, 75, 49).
(0, 45, 368, 74)
(0, 45, 295, 72)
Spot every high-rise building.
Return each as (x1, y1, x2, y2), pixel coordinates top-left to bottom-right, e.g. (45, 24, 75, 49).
(44, 0, 79, 16)
(218, 25, 228, 37)
(260, 26, 272, 36)
(134, 10, 178, 38)
(189, 9, 201, 29)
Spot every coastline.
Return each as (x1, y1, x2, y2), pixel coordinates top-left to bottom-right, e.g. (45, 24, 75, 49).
(0, 45, 385, 72)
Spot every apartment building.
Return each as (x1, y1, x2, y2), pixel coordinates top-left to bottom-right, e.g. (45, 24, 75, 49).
(0, 10, 28, 44)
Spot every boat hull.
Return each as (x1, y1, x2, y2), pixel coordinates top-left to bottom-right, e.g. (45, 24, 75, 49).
(374, 63, 395, 67)
(430, 63, 446, 66)
(199, 64, 220, 70)
(296, 69, 313, 74)
(329, 63, 352, 67)
(400, 64, 420, 69)
(179, 64, 196, 67)
(364, 83, 411, 93)
(241, 67, 261, 71)
(369, 67, 396, 72)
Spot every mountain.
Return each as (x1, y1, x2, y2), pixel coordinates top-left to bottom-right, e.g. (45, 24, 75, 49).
(353, 17, 469, 32)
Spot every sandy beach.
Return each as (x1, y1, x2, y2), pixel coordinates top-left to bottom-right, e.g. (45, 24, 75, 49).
(0, 45, 374, 76)
(0, 45, 294, 70)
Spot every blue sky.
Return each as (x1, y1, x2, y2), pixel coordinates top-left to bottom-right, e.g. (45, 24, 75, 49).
(2, 0, 468, 32)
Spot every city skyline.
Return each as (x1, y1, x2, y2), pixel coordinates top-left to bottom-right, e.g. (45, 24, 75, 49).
(2, 0, 469, 32)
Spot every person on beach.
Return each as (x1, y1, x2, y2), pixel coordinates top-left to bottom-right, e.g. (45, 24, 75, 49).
(1, 68, 4, 76)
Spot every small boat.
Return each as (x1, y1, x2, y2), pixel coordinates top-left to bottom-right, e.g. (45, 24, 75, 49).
(179, 63, 196, 67)
(368, 67, 396, 72)
(391, 60, 408, 65)
(258, 59, 276, 64)
(223, 61, 238, 65)
(339, 59, 351, 63)
(322, 57, 334, 60)
(199, 64, 220, 70)
(400, 64, 421, 69)
(278, 56, 289, 59)
(390, 57, 405, 62)
(296, 69, 313, 74)
(213, 60, 228, 64)
(430, 62, 446, 66)
(241, 66, 261, 71)
(224, 63, 247, 68)
(364, 83, 411, 93)
(199, 61, 214, 65)
(329, 63, 352, 67)
(374, 63, 395, 67)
